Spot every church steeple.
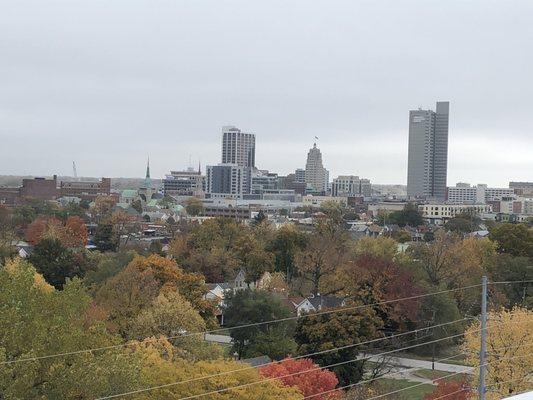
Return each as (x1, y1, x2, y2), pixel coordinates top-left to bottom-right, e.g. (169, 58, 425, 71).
(143, 156, 152, 189)
(145, 156, 150, 179)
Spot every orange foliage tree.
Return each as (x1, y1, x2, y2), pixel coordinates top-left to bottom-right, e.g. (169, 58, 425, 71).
(25, 215, 87, 247)
(424, 379, 473, 400)
(25, 216, 63, 244)
(63, 216, 88, 247)
(259, 357, 340, 399)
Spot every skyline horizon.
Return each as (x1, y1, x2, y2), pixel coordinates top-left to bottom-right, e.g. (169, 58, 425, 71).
(0, 126, 529, 189)
(2, 1, 532, 188)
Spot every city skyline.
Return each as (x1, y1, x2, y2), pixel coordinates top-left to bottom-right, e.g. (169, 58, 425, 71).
(1, 1, 532, 186)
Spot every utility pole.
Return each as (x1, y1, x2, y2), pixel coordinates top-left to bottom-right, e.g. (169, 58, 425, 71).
(479, 276, 488, 400)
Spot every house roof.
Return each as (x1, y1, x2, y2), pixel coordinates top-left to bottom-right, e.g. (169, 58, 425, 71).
(308, 295, 345, 309)
(121, 189, 138, 198)
(368, 224, 382, 233)
(207, 282, 233, 291)
(288, 296, 306, 306)
(349, 225, 369, 232)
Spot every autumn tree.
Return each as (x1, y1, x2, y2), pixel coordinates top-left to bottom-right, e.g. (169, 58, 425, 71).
(409, 233, 497, 312)
(379, 203, 423, 227)
(169, 217, 273, 283)
(295, 220, 350, 295)
(109, 209, 137, 250)
(185, 197, 204, 216)
(341, 254, 423, 330)
(62, 215, 88, 247)
(234, 234, 275, 283)
(28, 238, 82, 289)
(414, 292, 464, 356)
(83, 250, 137, 290)
(224, 289, 296, 360)
(259, 357, 340, 399)
(353, 236, 398, 261)
(0, 259, 141, 399)
(96, 254, 217, 336)
(269, 224, 308, 283)
(0, 205, 17, 265)
(94, 221, 118, 251)
(488, 255, 533, 308)
(129, 291, 221, 360)
(489, 223, 533, 257)
(127, 337, 303, 400)
(463, 307, 533, 399)
(295, 305, 383, 386)
(424, 379, 473, 400)
(91, 195, 117, 221)
(444, 212, 480, 234)
(25, 216, 63, 244)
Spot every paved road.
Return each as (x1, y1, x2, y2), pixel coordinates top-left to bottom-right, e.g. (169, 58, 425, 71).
(204, 333, 232, 344)
(364, 354, 474, 374)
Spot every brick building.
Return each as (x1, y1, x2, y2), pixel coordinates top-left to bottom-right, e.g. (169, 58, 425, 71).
(60, 178, 111, 201)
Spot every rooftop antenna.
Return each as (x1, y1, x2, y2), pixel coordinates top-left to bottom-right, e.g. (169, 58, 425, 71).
(72, 161, 78, 181)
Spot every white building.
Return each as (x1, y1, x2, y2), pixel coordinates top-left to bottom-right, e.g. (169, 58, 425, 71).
(331, 175, 371, 197)
(304, 143, 328, 193)
(221, 125, 255, 168)
(162, 168, 204, 196)
(419, 203, 492, 224)
(302, 195, 347, 207)
(447, 183, 515, 204)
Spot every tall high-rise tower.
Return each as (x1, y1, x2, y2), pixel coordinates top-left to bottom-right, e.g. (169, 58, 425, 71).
(221, 126, 255, 168)
(305, 143, 328, 193)
(407, 101, 449, 201)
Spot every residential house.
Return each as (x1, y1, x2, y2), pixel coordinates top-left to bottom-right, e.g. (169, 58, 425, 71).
(281, 297, 316, 316)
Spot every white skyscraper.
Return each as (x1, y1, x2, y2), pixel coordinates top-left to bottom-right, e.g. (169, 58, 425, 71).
(305, 143, 328, 193)
(221, 126, 256, 168)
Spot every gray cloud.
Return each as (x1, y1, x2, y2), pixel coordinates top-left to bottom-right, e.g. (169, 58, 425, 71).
(1, 0, 532, 186)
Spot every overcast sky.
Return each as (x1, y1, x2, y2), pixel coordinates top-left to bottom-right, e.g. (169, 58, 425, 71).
(1, 0, 532, 186)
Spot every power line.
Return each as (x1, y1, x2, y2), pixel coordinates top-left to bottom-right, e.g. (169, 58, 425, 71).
(96, 330, 476, 400)
(303, 352, 468, 399)
(309, 343, 533, 400)
(0, 284, 482, 366)
(88, 318, 466, 399)
(91, 318, 466, 396)
(432, 376, 533, 400)
(362, 353, 532, 400)
(91, 291, 529, 399)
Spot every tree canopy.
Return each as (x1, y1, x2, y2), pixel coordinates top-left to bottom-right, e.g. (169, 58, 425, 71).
(224, 289, 296, 360)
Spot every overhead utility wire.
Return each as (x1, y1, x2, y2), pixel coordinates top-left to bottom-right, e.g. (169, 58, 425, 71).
(1, 284, 483, 365)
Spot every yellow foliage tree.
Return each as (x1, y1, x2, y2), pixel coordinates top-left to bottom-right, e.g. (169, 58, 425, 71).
(127, 337, 303, 400)
(463, 307, 533, 399)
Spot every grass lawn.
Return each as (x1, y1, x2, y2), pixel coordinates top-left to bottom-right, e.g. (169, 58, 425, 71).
(412, 369, 470, 383)
(393, 352, 469, 366)
(412, 369, 452, 380)
(378, 378, 435, 399)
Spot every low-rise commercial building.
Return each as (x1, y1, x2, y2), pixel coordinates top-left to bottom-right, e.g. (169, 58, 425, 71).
(419, 203, 492, 224)
(446, 183, 515, 204)
(59, 178, 111, 201)
(162, 168, 204, 196)
(331, 175, 371, 197)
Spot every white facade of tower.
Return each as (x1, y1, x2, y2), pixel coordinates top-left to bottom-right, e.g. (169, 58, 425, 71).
(221, 126, 256, 168)
(305, 143, 328, 193)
